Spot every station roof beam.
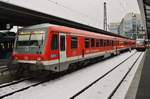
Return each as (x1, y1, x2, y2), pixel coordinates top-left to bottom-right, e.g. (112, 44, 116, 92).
(0, 1, 130, 39)
(138, 0, 150, 39)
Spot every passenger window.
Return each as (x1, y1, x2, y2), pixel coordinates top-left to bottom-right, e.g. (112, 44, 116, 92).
(99, 39, 103, 47)
(109, 40, 111, 46)
(91, 38, 95, 48)
(85, 38, 90, 48)
(107, 40, 109, 46)
(71, 36, 78, 49)
(104, 40, 106, 46)
(96, 39, 99, 47)
(112, 40, 114, 46)
(51, 34, 58, 50)
(60, 36, 65, 51)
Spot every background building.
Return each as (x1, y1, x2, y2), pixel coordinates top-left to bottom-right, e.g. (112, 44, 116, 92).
(109, 13, 145, 39)
(108, 22, 120, 34)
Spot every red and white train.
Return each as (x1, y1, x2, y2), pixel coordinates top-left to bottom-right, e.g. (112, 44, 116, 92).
(9, 24, 135, 72)
(135, 38, 147, 51)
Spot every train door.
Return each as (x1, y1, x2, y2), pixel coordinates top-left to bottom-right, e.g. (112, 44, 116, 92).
(59, 33, 67, 62)
(59, 33, 69, 71)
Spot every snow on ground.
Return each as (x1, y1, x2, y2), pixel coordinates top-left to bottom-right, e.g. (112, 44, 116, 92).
(75, 52, 142, 99)
(4, 50, 136, 99)
(0, 80, 38, 96)
(111, 52, 145, 99)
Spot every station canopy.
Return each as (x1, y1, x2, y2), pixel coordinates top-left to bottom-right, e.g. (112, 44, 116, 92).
(0, 1, 130, 39)
(138, 0, 150, 39)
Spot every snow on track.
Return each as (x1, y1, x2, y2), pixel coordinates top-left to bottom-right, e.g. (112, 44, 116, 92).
(0, 80, 38, 97)
(4, 50, 137, 99)
(75, 52, 142, 99)
(111, 52, 145, 99)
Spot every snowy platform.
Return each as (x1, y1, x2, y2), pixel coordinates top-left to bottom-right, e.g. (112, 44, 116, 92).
(3, 50, 145, 99)
(134, 49, 150, 99)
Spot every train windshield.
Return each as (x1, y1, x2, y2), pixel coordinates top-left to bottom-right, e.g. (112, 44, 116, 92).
(136, 39, 145, 45)
(15, 30, 46, 54)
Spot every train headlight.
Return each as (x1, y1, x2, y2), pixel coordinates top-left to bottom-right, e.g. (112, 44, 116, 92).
(15, 56, 18, 60)
(37, 57, 42, 61)
(24, 56, 28, 60)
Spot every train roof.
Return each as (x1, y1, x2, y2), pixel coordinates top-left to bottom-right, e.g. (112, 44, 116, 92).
(20, 23, 133, 40)
(51, 26, 116, 39)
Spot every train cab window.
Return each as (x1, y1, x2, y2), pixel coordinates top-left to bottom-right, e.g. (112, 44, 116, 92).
(91, 38, 95, 48)
(71, 36, 78, 49)
(85, 38, 90, 48)
(96, 39, 99, 47)
(99, 39, 103, 47)
(51, 34, 58, 50)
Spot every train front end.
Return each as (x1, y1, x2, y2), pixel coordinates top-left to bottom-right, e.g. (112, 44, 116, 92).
(135, 38, 146, 51)
(9, 27, 47, 71)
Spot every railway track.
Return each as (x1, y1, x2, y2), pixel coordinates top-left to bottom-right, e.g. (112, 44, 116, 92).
(108, 52, 143, 99)
(0, 74, 51, 99)
(0, 77, 32, 88)
(0, 51, 141, 99)
(0, 66, 8, 73)
(70, 51, 141, 99)
(0, 66, 7, 69)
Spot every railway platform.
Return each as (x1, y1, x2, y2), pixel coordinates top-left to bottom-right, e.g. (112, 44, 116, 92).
(125, 48, 150, 99)
(0, 50, 144, 99)
(135, 48, 150, 99)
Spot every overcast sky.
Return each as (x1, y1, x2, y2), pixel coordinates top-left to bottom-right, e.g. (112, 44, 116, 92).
(1, 0, 140, 29)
